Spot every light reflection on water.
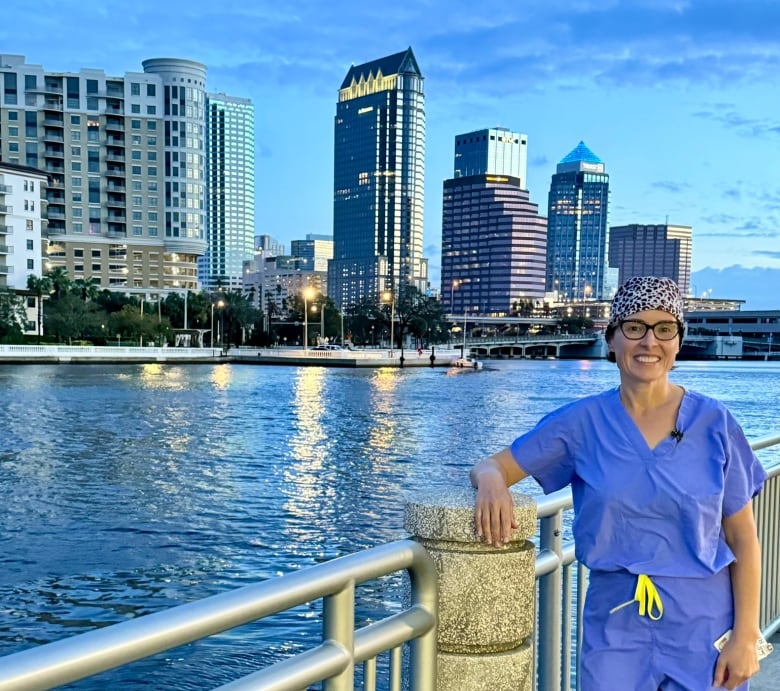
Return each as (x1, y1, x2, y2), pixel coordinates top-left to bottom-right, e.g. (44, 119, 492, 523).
(0, 360, 778, 688)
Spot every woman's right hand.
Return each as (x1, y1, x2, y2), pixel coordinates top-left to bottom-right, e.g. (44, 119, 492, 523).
(475, 478, 517, 547)
(471, 448, 526, 547)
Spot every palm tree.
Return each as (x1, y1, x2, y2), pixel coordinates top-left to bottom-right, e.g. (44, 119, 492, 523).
(72, 276, 101, 302)
(46, 266, 71, 300)
(26, 274, 53, 343)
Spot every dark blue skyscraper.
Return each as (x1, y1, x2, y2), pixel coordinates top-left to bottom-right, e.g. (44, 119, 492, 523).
(546, 142, 610, 301)
(328, 49, 428, 308)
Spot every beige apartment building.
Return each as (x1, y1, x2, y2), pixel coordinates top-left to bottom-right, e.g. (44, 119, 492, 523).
(0, 54, 207, 293)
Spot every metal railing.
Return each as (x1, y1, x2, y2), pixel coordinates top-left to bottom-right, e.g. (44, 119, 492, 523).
(0, 539, 437, 691)
(535, 433, 780, 690)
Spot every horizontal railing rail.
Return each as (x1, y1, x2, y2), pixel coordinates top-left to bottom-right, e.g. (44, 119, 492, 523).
(0, 539, 437, 691)
(534, 432, 780, 690)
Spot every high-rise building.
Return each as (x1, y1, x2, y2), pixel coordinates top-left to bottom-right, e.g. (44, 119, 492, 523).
(0, 54, 207, 293)
(442, 128, 546, 315)
(454, 128, 528, 187)
(291, 234, 333, 273)
(329, 48, 428, 308)
(203, 93, 255, 292)
(0, 162, 47, 333)
(254, 234, 285, 257)
(609, 223, 693, 295)
(546, 141, 610, 301)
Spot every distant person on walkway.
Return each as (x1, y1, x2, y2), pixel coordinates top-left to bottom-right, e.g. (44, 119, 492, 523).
(470, 276, 767, 690)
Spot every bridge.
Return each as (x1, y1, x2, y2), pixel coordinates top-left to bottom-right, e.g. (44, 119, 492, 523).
(459, 333, 599, 359)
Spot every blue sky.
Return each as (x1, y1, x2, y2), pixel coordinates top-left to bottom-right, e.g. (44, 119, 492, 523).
(2, 0, 779, 306)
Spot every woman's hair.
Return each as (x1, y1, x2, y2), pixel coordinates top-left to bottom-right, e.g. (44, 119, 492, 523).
(605, 321, 686, 362)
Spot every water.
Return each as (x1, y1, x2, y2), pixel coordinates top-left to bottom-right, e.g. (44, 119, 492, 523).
(0, 360, 778, 688)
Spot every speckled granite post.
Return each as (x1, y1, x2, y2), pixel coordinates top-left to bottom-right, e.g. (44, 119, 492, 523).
(404, 487, 537, 691)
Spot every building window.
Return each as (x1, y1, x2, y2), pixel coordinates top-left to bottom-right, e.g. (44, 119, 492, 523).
(26, 239, 34, 250)
(74, 249, 84, 257)
(26, 219, 33, 231)
(130, 83, 140, 96)
(27, 259, 35, 270)
(131, 104, 141, 114)
(27, 297, 36, 308)
(92, 264, 101, 271)
(147, 84, 156, 97)
(147, 105, 156, 115)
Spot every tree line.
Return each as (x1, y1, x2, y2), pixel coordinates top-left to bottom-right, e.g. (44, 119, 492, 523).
(0, 269, 456, 348)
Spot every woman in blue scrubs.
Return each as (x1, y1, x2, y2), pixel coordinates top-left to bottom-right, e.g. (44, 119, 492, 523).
(471, 276, 767, 690)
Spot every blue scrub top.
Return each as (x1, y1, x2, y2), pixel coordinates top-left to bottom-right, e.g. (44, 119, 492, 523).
(510, 388, 767, 577)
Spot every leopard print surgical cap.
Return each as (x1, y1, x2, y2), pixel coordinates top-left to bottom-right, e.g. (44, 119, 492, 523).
(609, 276, 684, 326)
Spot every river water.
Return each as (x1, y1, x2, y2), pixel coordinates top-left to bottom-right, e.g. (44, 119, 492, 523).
(1, 360, 778, 688)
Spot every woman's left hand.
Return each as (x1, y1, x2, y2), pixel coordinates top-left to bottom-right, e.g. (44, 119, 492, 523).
(713, 635, 760, 689)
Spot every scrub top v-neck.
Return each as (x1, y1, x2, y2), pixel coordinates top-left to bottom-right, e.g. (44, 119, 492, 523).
(509, 387, 766, 578)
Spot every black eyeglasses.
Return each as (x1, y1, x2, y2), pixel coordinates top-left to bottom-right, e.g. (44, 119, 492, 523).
(619, 319, 681, 341)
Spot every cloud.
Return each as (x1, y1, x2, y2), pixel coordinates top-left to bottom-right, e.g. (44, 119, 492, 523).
(692, 108, 780, 139)
(530, 155, 550, 168)
(753, 250, 780, 259)
(651, 181, 691, 193)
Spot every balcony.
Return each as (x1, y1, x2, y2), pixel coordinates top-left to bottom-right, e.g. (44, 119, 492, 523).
(47, 191, 66, 203)
(0, 265, 13, 275)
(107, 195, 125, 208)
(43, 116, 64, 127)
(0, 205, 13, 214)
(43, 98, 63, 111)
(47, 208, 66, 219)
(105, 105, 124, 115)
(106, 212, 126, 223)
(106, 153, 125, 162)
(105, 117, 124, 132)
(0, 226, 12, 235)
(0, 184, 11, 194)
(43, 82, 63, 94)
(44, 147, 65, 159)
(106, 136, 125, 147)
(45, 163, 64, 174)
(106, 229, 127, 239)
(106, 166, 126, 179)
(0, 245, 10, 254)
(43, 130, 64, 142)
(107, 183, 126, 192)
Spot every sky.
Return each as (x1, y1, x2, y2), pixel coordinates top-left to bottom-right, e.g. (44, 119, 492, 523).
(2, 0, 779, 307)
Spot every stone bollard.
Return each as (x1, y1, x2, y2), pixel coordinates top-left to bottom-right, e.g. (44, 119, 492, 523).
(405, 487, 537, 691)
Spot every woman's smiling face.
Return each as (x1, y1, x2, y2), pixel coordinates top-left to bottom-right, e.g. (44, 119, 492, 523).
(609, 309, 681, 384)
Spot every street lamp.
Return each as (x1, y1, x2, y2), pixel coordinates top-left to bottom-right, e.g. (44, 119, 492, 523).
(381, 290, 395, 356)
(450, 279, 461, 314)
(303, 286, 315, 351)
(210, 298, 224, 349)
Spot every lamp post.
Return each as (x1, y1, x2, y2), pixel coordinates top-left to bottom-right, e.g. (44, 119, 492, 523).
(210, 298, 225, 349)
(218, 300, 225, 348)
(381, 290, 395, 356)
(303, 286, 315, 351)
(450, 279, 460, 314)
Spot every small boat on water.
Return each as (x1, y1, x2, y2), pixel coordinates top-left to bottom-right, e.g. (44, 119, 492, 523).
(451, 356, 483, 371)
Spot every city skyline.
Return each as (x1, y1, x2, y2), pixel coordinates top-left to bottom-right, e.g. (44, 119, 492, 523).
(1, 0, 779, 307)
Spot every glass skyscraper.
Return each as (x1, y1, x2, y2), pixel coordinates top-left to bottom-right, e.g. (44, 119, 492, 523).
(203, 93, 255, 291)
(453, 128, 528, 188)
(442, 127, 545, 315)
(546, 141, 610, 301)
(328, 48, 428, 308)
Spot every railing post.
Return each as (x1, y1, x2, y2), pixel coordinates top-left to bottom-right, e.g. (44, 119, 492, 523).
(538, 511, 563, 690)
(405, 487, 537, 691)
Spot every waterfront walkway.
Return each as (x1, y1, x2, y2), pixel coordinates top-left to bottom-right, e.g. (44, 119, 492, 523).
(754, 631, 780, 690)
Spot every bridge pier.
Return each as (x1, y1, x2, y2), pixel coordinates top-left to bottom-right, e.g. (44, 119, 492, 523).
(405, 488, 537, 691)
